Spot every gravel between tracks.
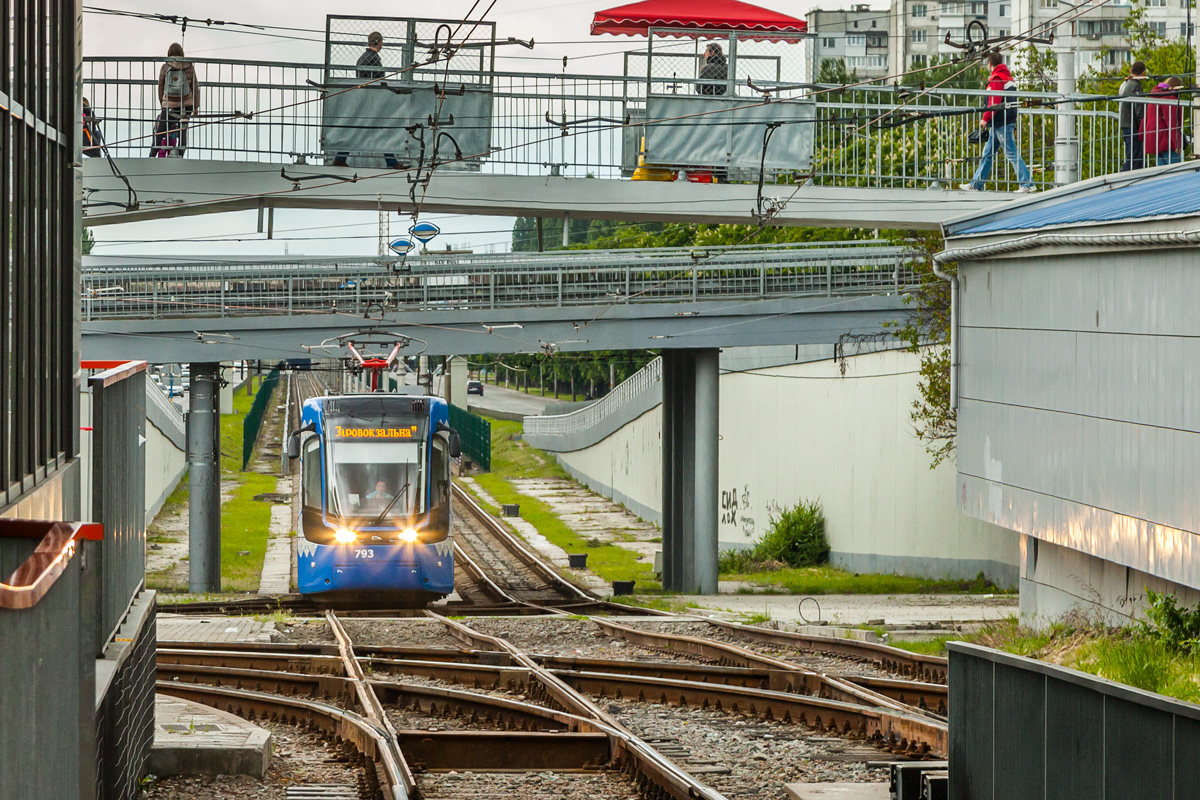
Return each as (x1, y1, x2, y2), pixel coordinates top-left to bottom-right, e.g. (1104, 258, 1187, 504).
(607, 698, 890, 799)
(420, 769, 638, 800)
(466, 618, 710, 663)
(137, 719, 364, 799)
(341, 618, 466, 649)
(271, 618, 334, 645)
(622, 620, 897, 679)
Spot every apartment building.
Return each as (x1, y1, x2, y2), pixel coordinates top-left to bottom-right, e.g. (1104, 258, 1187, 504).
(807, 5, 892, 80)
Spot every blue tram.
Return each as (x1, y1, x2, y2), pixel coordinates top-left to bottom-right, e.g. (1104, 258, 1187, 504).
(287, 392, 460, 603)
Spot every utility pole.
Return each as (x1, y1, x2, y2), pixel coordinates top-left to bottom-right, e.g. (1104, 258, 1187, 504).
(1054, 46, 1079, 185)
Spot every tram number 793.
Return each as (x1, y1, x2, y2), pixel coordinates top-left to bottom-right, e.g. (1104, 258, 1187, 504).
(354, 549, 375, 559)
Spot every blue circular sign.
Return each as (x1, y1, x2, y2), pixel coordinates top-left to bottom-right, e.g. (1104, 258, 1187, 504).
(389, 238, 415, 256)
(409, 221, 441, 244)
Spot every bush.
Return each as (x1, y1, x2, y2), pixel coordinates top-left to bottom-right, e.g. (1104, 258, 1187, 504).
(1141, 589, 1200, 653)
(719, 499, 829, 573)
(757, 499, 829, 567)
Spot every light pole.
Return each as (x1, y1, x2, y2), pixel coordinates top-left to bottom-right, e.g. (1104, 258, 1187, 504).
(1051, 1, 1082, 185)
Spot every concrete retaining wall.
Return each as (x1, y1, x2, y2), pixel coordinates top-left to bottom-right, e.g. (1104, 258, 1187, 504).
(543, 349, 1019, 586)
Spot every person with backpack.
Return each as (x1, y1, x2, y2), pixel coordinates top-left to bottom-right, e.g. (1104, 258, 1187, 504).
(153, 43, 198, 157)
(960, 50, 1036, 193)
(82, 98, 103, 158)
(1141, 76, 1185, 166)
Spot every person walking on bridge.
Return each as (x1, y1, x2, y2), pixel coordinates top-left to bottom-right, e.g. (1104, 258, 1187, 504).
(961, 50, 1035, 193)
(153, 43, 198, 157)
(331, 31, 400, 170)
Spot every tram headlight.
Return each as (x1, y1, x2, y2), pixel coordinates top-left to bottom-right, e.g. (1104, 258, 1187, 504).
(400, 527, 419, 544)
(334, 527, 357, 544)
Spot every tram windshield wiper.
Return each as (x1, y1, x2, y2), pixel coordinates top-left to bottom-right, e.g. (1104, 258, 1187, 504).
(370, 480, 411, 530)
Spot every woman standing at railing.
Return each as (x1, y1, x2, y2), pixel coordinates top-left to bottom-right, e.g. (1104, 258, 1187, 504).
(1141, 77, 1185, 167)
(152, 43, 199, 158)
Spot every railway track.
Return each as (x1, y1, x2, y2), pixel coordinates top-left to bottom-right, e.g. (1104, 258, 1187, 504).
(152, 370, 953, 797)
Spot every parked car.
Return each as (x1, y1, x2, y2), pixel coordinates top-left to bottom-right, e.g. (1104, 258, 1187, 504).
(467, 380, 484, 396)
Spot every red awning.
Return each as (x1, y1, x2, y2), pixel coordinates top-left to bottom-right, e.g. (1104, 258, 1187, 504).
(591, 0, 807, 37)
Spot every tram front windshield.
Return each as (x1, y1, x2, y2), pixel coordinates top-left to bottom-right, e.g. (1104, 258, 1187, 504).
(325, 419, 426, 525)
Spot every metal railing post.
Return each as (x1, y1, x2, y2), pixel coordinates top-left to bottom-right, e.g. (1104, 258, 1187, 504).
(287, 278, 293, 313)
(826, 257, 832, 297)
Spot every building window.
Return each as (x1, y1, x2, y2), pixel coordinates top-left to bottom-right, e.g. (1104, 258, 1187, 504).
(912, 3, 928, 15)
(1103, 49, 1130, 66)
(1146, 0, 1166, 6)
(993, 27, 1008, 36)
(1182, 22, 1196, 36)
(912, 29, 928, 41)
(998, 4, 1007, 15)
(1039, 0, 1057, 8)
(823, 37, 836, 47)
(970, 2, 988, 13)
(847, 34, 866, 45)
(911, 54, 928, 66)
(1149, 20, 1167, 36)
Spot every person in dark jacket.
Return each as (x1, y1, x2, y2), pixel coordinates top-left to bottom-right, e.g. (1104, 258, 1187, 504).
(1118, 61, 1147, 171)
(331, 31, 400, 169)
(1141, 76, 1185, 166)
(697, 42, 728, 96)
(961, 51, 1035, 192)
(152, 43, 198, 157)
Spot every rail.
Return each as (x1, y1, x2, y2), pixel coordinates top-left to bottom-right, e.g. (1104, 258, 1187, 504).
(81, 55, 1154, 194)
(81, 241, 913, 320)
(524, 357, 661, 440)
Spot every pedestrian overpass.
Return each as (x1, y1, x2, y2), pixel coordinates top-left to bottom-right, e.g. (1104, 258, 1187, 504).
(81, 34, 1132, 230)
(81, 240, 912, 361)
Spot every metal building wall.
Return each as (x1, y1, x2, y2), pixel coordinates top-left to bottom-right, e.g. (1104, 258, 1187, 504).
(956, 248, 1200, 615)
(0, 0, 81, 513)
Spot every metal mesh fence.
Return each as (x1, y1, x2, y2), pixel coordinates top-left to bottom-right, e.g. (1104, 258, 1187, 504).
(95, 598, 157, 800)
(243, 369, 281, 470)
(449, 404, 490, 471)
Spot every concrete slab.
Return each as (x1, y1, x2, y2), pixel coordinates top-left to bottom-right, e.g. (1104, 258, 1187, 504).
(675, 592, 1018, 628)
(258, 476, 293, 595)
(157, 615, 275, 644)
(150, 694, 272, 778)
(784, 783, 889, 800)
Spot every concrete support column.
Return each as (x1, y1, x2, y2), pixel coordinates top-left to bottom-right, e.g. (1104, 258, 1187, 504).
(1054, 48, 1079, 186)
(661, 349, 720, 594)
(187, 362, 221, 593)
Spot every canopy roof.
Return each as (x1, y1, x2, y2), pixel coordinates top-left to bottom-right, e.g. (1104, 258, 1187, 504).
(591, 0, 807, 37)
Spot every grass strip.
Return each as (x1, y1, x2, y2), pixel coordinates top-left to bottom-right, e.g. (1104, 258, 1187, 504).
(722, 566, 1005, 595)
(219, 472, 278, 591)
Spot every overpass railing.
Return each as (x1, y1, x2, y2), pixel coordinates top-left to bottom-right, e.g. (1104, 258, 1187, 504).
(83, 55, 1142, 192)
(525, 357, 661, 440)
(81, 241, 914, 320)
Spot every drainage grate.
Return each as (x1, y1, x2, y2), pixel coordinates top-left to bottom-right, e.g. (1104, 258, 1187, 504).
(286, 786, 360, 799)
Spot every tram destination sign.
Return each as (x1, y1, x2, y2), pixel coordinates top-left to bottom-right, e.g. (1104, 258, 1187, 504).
(333, 425, 418, 440)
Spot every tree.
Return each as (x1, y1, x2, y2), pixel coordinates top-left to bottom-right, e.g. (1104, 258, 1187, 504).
(884, 230, 956, 467)
(82, 228, 94, 255)
(817, 57, 859, 85)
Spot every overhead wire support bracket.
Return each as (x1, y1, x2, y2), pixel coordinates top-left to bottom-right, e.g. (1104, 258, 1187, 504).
(544, 111, 630, 136)
(280, 167, 357, 190)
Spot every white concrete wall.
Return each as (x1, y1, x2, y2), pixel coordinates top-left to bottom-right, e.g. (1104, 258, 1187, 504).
(144, 411, 187, 521)
(556, 349, 1019, 585)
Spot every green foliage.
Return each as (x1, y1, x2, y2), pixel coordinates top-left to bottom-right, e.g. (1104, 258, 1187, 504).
(901, 55, 987, 90)
(1081, 1, 1196, 94)
(1140, 588, 1200, 653)
(725, 565, 1005, 594)
(719, 499, 829, 571)
(816, 57, 859, 85)
(884, 230, 955, 468)
(82, 228, 95, 255)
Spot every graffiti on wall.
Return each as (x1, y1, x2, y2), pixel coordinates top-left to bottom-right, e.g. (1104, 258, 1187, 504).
(720, 484, 756, 538)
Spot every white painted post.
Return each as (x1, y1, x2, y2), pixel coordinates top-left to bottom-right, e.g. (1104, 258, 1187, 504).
(1055, 48, 1079, 185)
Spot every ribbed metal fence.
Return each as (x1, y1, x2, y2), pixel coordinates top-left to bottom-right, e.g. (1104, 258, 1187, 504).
(525, 357, 661, 439)
(242, 369, 281, 470)
(449, 404, 491, 472)
(95, 598, 156, 800)
(89, 362, 148, 645)
(948, 641, 1200, 800)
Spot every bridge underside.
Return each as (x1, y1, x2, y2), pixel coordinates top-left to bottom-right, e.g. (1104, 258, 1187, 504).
(81, 295, 904, 362)
(83, 159, 1009, 230)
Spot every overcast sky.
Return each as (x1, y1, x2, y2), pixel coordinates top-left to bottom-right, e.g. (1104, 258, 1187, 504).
(83, 0, 825, 258)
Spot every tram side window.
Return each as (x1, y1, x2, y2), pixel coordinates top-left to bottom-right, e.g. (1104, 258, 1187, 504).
(430, 435, 449, 508)
(302, 435, 322, 509)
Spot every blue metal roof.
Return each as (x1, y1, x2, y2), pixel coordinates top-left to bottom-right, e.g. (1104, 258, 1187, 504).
(955, 170, 1200, 235)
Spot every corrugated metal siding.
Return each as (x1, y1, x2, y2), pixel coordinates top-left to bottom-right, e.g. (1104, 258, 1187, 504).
(956, 248, 1200, 590)
(957, 171, 1200, 234)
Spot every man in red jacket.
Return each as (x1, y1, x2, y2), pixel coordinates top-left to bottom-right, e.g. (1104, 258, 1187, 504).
(961, 51, 1036, 193)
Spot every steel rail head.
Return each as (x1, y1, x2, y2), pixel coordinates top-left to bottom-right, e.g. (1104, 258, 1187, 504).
(452, 483, 593, 602)
(426, 611, 729, 800)
(591, 617, 944, 721)
(156, 680, 404, 800)
(325, 610, 417, 800)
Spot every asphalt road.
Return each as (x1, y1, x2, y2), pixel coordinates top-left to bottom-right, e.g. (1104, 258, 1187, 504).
(466, 383, 556, 419)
